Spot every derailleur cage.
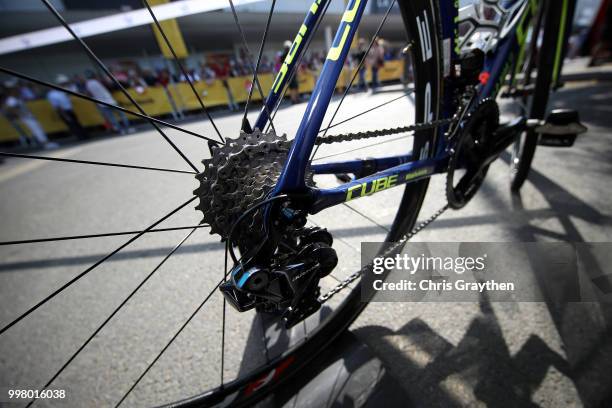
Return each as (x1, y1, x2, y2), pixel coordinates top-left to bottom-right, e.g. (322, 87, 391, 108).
(220, 225, 338, 328)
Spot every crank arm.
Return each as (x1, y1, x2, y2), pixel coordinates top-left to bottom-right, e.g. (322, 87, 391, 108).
(480, 116, 527, 168)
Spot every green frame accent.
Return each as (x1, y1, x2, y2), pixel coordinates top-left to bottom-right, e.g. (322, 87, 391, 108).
(553, 0, 569, 84)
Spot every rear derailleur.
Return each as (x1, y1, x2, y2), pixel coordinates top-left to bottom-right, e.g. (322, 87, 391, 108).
(220, 212, 338, 328)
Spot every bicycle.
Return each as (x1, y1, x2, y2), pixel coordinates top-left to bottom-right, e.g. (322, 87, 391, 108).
(0, 0, 587, 406)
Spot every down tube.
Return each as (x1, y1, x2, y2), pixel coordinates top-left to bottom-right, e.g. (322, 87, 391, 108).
(273, 0, 369, 194)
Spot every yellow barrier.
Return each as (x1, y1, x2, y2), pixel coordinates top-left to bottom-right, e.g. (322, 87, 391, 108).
(0, 116, 21, 142)
(226, 73, 275, 103)
(298, 71, 316, 94)
(170, 81, 229, 110)
(378, 59, 404, 82)
(112, 86, 174, 119)
(0, 100, 68, 142)
(27, 100, 68, 133)
(336, 68, 350, 91)
(0, 61, 405, 143)
(344, 60, 405, 85)
(72, 98, 105, 127)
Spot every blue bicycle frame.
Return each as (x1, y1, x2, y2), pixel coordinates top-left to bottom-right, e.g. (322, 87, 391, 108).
(254, 0, 566, 215)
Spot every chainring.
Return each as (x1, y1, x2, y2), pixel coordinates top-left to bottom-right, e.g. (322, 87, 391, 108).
(446, 98, 499, 209)
(194, 129, 312, 250)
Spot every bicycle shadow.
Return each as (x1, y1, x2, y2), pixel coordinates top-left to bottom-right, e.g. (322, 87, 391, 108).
(353, 290, 573, 408)
(398, 153, 612, 406)
(351, 98, 612, 406)
(479, 153, 612, 406)
(505, 171, 612, 408)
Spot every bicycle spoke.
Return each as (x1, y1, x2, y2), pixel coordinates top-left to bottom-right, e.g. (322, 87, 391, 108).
(228, 0, 277, 134)
(24, 228, 199, 408)
(115, 238, 261, 406)
(0, 152, 196, 175)
(220, 241, 229, 385)
(115, 276, 223, 407)
(0, 196, 196, 336)
(319, 91, 413, 134)
(311, 0, 397, 161)
(241, 0, 276, 130)
(141, 0, 225, 144)
(0, 67, 220, 144)
(0, 225, 207, 246)
(41, 0, 200, 173)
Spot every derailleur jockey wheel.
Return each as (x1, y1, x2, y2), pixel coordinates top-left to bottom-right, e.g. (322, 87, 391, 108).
(446, 98, 500, 209)
(193, 129, 335, 328)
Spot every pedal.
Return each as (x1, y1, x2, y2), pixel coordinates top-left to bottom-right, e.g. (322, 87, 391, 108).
(536, 109, 587, 147)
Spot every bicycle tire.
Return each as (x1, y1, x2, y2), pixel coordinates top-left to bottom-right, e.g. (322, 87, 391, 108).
(167, 1, 443, 406)
(0, 1, 444, 406)
(510, 0, 576, 191)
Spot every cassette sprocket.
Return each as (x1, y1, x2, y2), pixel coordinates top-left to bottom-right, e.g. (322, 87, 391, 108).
(194, 129, 310, 250)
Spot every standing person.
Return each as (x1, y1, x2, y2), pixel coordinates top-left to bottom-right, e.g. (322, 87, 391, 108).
(84, 70, 131, 135)
(200, 62, 217, 82)
(1, 86, 29, 147)
(2, 81, 58, 149)
(352, 38, 368, 91)
(47, 74, 88, 140)
(366, 38, 385, 91)
(71, 74, 87, 93)
(127, 69, 147, 90)
(157, 68, 182, 120)
(141, 69, 158, 86)
(19, 82, 36, 100)
(277, 40, 300, 104)
(211, 58, 239, 111)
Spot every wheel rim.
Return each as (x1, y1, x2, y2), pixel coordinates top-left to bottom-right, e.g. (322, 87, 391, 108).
(0, 0, 441, 406)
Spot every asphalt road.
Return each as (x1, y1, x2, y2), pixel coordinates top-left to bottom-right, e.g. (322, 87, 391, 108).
(0, 80, 611, 407)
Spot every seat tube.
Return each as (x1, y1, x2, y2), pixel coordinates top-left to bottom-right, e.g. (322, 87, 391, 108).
(254, 0, 329, 131)
(273, 0, 368, 194)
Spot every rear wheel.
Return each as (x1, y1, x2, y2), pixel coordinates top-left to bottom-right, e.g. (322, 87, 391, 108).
(0, 1, 443, 407)
(172, 0, 443, 405)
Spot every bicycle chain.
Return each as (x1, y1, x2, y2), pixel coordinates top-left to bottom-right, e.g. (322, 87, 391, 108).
(314, 94, 474, 303)
(315, 116, 456, 303)
(314, 117, 456, 145)
(318, 204, 448, 304)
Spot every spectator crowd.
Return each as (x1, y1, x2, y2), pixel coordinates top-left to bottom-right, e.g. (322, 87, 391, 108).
(1, 43, 404, 150)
